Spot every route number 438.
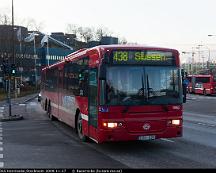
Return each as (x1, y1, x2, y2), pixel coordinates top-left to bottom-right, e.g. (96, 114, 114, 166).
(113, 51, 129, 61)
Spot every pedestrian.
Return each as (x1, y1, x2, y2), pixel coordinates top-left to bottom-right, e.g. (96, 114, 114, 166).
(182, 77, 189, 103)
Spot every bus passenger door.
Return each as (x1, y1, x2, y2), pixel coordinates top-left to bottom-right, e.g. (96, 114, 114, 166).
(88, 68, 98, 138)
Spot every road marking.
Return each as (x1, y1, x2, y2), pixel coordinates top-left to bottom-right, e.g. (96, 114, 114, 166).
(0, 137, 2, 140)
(0, 142, 2, 145)
(0, 148, 3, 151)
(0, 107, 4, 110)
(0, 154, 3, 159)
(197, 122, 216, 127)
(29, 102, 37, 106)
(19, 104, 26, 106)
(0, 162, 4, 168)
(160, 138, 175, 143)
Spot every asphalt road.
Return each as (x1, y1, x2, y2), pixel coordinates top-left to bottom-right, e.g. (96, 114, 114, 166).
(1, 101, 127, 168)
(0, 94, 216, 168)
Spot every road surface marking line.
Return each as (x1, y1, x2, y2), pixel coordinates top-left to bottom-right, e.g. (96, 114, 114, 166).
(0, 147, 3, 151)
(0, 142, 2, 145)
(160, 138, 175, 143)
(0, 137, 2, 140)
(0, 134, 2, 137)
(0, 162, 4, 168)
(0, 107, 4, 109)
(19, 104, 26, 106)
(0, 154, 3, 159)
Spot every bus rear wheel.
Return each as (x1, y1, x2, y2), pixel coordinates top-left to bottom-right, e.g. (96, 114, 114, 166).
(47, 102, 56, 121)
(77, 113, 87, 142)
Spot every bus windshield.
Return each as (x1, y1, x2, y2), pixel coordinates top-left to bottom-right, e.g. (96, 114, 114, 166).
(195, 77, 210, 83)
(105, 66, 182, 105)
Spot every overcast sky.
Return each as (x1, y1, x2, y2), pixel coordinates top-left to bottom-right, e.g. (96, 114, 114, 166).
(1, 0, 216, 63)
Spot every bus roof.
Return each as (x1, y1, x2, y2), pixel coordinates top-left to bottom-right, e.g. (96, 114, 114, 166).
(188, 74, 212, 77)
(91, 44, 178, 52)
(42, 44, 179, 71)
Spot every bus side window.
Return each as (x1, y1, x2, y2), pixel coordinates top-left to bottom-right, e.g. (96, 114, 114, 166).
(64, 57, 89, 97)
(79, 69, 89, 96)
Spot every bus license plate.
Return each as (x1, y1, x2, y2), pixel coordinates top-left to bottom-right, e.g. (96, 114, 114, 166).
(138, 135, 156, 141)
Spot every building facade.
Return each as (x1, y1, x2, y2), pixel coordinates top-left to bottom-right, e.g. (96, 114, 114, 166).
(0, 24, 120, 88)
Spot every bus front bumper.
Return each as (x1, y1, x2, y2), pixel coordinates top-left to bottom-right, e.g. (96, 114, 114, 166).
(97, 126, 182, 143)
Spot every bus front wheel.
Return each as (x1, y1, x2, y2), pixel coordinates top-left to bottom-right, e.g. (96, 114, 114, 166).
(77, 113, 87, 142)
(203, 89, 207, 96)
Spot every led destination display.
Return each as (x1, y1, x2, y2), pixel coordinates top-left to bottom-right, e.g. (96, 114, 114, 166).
(112, 50, 175, 65)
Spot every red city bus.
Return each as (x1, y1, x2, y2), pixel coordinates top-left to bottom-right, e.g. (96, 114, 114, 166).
(187, 74, 216, 95)
(40, 45, 183, 143)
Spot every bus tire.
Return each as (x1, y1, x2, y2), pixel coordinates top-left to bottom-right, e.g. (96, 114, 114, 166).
(203, 89, 207, 96)
(45, 99, 48, 111)
(47, 101, 56, 121)
(76, 112, 87, 142)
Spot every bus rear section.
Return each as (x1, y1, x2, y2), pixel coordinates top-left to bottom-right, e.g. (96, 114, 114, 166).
(193, 75, 216, 95)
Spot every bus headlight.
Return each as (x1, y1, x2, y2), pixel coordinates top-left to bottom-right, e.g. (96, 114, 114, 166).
(172, 120, 180, 125)
(103, 122, 118, 128)
(167, 119, 181, 126)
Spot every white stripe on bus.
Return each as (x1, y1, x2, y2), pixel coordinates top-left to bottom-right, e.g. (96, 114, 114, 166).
(50, 102, 88, 121)
(81, 113, 88, 121)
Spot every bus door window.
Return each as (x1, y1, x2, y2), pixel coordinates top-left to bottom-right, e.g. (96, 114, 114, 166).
(88, 68, 98, 128)
(78, 69, 89, 96)
(65, 63, 80, 96)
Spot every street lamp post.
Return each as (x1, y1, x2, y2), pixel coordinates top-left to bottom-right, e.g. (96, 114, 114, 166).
(197, 44, 211, 70)
(182, 50, 196, 74)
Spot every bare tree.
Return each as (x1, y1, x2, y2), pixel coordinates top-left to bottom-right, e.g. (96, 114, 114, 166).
(66, 24, 78, 38)
(0, 14, 11, 25)
(119, 37, 128, 44)
(77, 26, 94, 42)
(95, 27, 113, 41)
(19, 18, 44, 31)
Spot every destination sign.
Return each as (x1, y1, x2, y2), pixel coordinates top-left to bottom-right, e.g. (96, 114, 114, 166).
(111, 50, 175, 65)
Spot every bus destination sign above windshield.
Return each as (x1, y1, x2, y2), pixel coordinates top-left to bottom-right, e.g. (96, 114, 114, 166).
(112, 50, 175, 65)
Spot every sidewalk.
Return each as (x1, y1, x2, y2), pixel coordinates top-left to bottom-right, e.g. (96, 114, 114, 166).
(0, 93, 38, 122)
(0, 93, 38, 106)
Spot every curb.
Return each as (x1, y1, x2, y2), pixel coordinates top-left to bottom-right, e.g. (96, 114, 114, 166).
(0, 114, 23, 122)
(21, 94, 38, 104)
(0, 94, 38, 122)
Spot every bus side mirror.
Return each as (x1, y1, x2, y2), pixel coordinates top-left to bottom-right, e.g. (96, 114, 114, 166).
(99, 64, 106, 80)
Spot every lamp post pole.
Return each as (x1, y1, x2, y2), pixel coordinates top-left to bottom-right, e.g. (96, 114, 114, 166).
(182, 50, 196, 74)
(197, 44, 211, 70)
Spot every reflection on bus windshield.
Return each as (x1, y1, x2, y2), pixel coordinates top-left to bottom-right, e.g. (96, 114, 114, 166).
(105, 66, 181, 105)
